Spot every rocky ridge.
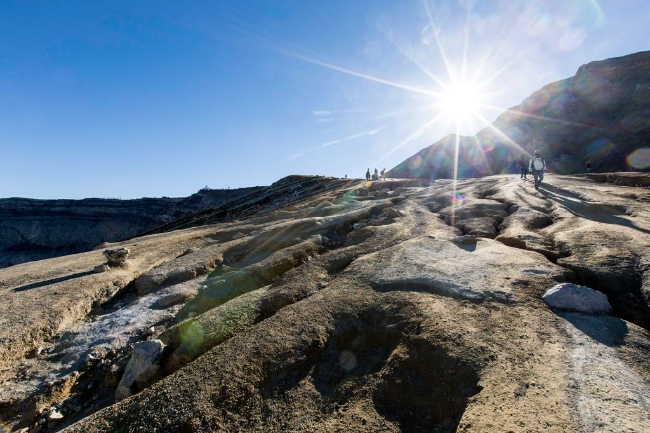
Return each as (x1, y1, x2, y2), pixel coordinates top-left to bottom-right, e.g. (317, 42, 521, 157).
(0, 174, 649, 432)
(0, 186, 261, 269)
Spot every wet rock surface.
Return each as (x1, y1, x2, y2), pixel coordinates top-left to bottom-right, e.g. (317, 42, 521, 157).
(0, 174, 649, 432)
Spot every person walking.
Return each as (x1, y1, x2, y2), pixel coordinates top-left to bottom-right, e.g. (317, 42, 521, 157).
(529, 150, 546, 190)
(380, 168, 386, 180)
(365, 168, 370, 181)
(585, 161, 593, 173)
(517, 153, 528, 179)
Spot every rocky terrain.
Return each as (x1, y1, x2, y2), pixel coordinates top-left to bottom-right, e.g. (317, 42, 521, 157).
(388, 50, 650, 180)
(0, 186, 261, 269)
(1, 173, 649, 432)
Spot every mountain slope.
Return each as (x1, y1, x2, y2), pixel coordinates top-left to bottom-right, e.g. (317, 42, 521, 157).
(1, 174, 649, 432)
(388, 50, 650, 179)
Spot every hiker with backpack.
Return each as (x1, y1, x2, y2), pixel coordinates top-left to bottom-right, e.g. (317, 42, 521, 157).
(529, 150, 546, 190)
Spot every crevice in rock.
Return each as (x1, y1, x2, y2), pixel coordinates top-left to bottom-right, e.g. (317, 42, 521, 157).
(250, 306, 481, 433)
(90, 280, 137, 317)
(178, 237, 326, 319)
(0, 272, 198, 432)
(372, 338, 481, 432)
(133, 248, 359, 396)
(554, 256, 649, 330)
(1, 334, 138, 433)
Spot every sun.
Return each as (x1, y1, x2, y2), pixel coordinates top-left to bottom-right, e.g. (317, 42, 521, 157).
(440, 83, 483, 121)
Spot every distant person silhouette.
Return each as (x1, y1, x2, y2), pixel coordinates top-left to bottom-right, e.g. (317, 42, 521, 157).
(517, 153, 528, 179)
(372, 168, 379, 180)
(380, 168, 386, 180)
(365, 168, 370, 180)
(586, 161, 593, 173)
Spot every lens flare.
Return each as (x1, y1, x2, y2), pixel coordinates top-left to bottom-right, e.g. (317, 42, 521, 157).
(339, 350, 357, 372)
(626, 148, 650, 169)
(587, 138, 616, 159)
(450, 192, 465, 207)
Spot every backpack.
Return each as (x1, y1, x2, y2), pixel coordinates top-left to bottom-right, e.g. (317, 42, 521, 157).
(533, 157, 544, 171)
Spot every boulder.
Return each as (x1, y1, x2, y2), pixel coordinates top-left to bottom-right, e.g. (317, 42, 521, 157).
(115, 339, 165, 401)
(542, 283, 612, 314)
(103, 248, 130, 267)
(151, 291, 194, 309)
(135, 273, 166, 295)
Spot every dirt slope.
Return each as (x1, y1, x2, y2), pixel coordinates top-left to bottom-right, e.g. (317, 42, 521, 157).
(1, 174, 649, 432)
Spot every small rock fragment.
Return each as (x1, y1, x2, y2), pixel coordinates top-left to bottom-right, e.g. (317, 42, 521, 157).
(93, 264, 111, 273)
(152, 292, 193, 309)
(48, 410, 64, 420)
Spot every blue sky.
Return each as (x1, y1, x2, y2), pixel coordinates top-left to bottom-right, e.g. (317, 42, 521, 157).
(1, 0, 648, 199)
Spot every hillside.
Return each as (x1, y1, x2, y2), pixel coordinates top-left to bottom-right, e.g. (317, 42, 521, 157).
(0, 187, 261, 269)
(388, 50, 650, 180)
(1, 173, 649, 432)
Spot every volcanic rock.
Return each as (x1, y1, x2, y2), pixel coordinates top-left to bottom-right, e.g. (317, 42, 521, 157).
(0, 174, 649, 433)
(102, 248, 130, 267)
(115, 339, 166, 401)
(542, 283, 612, 314)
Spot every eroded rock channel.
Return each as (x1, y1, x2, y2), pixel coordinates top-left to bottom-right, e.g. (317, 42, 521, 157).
(1, 174, 650, 432)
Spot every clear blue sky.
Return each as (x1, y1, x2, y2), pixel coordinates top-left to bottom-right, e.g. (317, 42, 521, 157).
(1, 0, 648, 199)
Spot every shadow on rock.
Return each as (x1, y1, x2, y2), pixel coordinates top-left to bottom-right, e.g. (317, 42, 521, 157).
(541, 187, 650, 235)
(556, 311, 628, 347)
(12, 271, 95, 292)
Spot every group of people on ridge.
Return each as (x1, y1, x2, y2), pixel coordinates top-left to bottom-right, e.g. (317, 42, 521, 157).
(517, 151, 595, 191)
(366, 168, 386, 181)
(517, 151, 546, 190)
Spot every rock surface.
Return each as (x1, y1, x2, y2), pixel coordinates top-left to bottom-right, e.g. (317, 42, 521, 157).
(543, 283, 612, 314)
(0, 174, 649, 433)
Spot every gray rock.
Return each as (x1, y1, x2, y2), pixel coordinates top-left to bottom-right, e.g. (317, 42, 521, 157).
(103, 248, 130, 267)
(543, 283, 612, 314)
(48, 410, 64, 420)
(93, 264, 111, 273)
(359, 236, 569, 304)
(115, 339, 165, 401)
(135, 273, 166, 295)
(152, 292, 193, 309)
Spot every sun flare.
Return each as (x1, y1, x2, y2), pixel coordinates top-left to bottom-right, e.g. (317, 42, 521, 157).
(440, 84, 484, 121)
